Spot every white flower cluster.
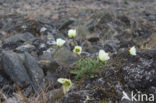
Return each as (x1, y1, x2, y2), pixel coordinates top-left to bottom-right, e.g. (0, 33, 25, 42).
(56, 29, 137, 61)
(56, 29, 77, 47)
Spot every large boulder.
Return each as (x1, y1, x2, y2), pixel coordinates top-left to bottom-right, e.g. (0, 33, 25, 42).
(1, 51, 30, 87)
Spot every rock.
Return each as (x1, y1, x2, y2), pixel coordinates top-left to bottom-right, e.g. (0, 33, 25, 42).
(47, 34, 55, 45)
(99, 12, 114, 24)
(59, 18, 75, 30)
(7, 97, 21, 103)
(16, 44, 35, 52)
(118, 15, 131, 27)
(146, 34, 156, 49)
(86, 33, 99, 42)
(40, 50, 54, 61)
(148, 86, 156, 102)
(85, 19, 95, 31)
(76, 25, 100, 43)
(53, 32, 65, 40)
(24, 52, 44, 91)
(61, 91, 88, 103)
(53, 47, 80, 67)
(1, 51, 30, 87)
(2, 32, 34, 49)
(44, 88, 64, 103)
(38, 59, 59, 73)
(0, 53, 2, 71)
(118, 50, 156, 90)
(76, 25, 90, 42)
(39, 51, 59, 72)
(38, 60, 51, 69)
(0, 75, 4, 84)
(0, 73, 10, 88)
(32, 38, 47, 55)
(85, 44, 100, 54)
(133, 27, 152, 39)
(44, 71, 57, 85)
(17, 53, 26, 62)
(103, 40, 119, 53)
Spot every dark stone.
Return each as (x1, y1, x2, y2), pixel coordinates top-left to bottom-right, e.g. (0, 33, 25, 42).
(85, 19, 95, 32)
(39, 51, 59, 72)
(99, 13, 114, 24)
(0, 75, 4, 84)
(133, 27, 152, 39)
(2, 32, 34, 49)
(24, 85, 33, 97)
(86, 33, 99, 42)
(118, 15, 131, 27)
(103, 40, 119, 53)
(61, 91, 87, 103)
(15, 44, 35, 52)
(118, 50, 156, 90)
(1, 51, 30, 87)
(59, 18, 75, 30)
(24, 52, 44, 91)
(44, 72, 57, 85)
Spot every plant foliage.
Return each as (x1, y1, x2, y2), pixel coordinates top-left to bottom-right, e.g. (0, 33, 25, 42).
(70, 58, 104, 79)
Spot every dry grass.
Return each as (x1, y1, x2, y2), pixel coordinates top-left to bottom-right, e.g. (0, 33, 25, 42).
(0, 82, 63, 103)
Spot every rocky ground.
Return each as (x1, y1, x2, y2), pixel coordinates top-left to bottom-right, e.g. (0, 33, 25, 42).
(0, 0, 156, 103)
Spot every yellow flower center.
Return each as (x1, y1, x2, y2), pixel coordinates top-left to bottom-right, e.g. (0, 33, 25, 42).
(75, 48, 80, 53)
(64, 81, 71, 87)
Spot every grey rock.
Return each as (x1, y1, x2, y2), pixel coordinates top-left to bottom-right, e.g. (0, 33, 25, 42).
(24, 52, 44, 90)
(85, 19, 95, 31)
(2, 32, 34, 49)
(148, 86, 156, 102)
(53, 47, 80, 67)
(99, 12, 114, 24)
(16, 44, 35, 52)
(0, 73, 10, 86)
(46, 88, 64, 103)
(76, 25, 90, 42)
(44, 71, 57, 85)
(1, 51, 30, 87)
(119, 50, 156, 89)
(39, 51, 59, 72)
(59, 18, 75, 30)
(0, 75, 4, 83)
(47, 34, 55, 41)
(61, 91, 88, 103)
(103, 40, 119, 54)
(86, 33, 99, 42)
(17, 53, 25, 62)
(7, 97, 22, 103)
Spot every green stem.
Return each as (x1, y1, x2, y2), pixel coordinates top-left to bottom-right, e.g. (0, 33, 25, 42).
(104, 61, 108, 66)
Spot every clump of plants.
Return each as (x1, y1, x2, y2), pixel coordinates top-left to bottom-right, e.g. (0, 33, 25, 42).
(70, 58, 104, 79)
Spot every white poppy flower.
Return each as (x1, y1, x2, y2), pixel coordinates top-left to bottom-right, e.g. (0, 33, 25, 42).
(68, 29, 76, 38)
(98, 50, 110, 62)
(57, 78, 72, 94)
(73, 46, 82, 55)
(56, 38, 65, 47)
(129, 46, 136, 56)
